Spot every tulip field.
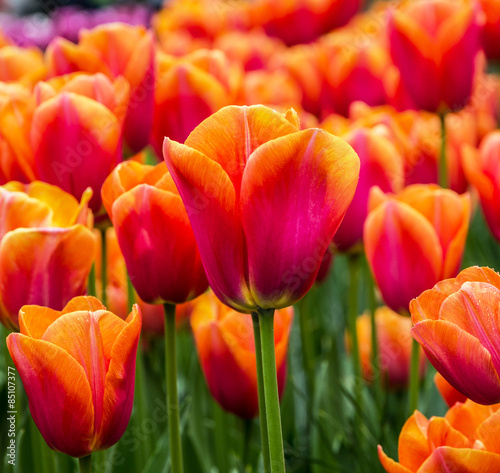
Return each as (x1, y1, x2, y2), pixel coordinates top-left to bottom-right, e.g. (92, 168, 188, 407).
(1, 0, 500, 472)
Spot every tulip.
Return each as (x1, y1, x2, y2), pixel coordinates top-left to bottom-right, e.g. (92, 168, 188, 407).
(246, 0, 363, 46)
(347, 306, 426, 388)
(164, 104, 359, 313)
(46, 23, 155, 153)
(0, 45, 46, 87)
(191, 291, 293, 418)
(388, 0, 481, 113)
(102, 160, 208, 305)
(0, 181, 95, 330)
(410, 266, 500, 405)
(333, 127, 403, 252)
(7, 296, 141, 458)
(150, 49, 242, 156)
(462, 131, 500, 241)
(31, 74, 126, 213)
(379, 399, 500, 472)
(434, 372, 468, 407)
(364, 184, 471, 312)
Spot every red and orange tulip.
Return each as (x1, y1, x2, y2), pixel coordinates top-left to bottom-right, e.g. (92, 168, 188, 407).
(410, 266, 500, 405)
(191, 291, 293, 418)
(7, 296, 141, 457)
(102, 160, 208, 305)
(0, 181, 95, 330)
(333, 127, 403, 252)
(379, 399, 500, 472)
(31, 73, 126, 213)
(347, 306, 426, 389)
(0, 45, 46, 87)
(150, 49, 242, 155)
(462, 131, 500, 241)
(164, 105, 359, 312)
(388, 0, 481, 113)
(479, 0, 500, 59)
(364, 184, 471, 312)
(46, 23, 155, 152)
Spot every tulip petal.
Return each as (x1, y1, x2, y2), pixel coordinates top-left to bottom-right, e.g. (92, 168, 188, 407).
(42, 311, 108, 439)
(412, 320, 500, 404)
(398, 411, 431, 471)
(112, 184, 208, 304)
(364, 200, 442, 312)
(0, 226, 96, 329)
(98, 305, 141, 449)
(62, 296, 106, 314)
(419, 447, 500, 473)
(163, 138, 253, 311)
(184, 105, 299, 195)
(477, 408, 500, 454)
(378, 445, 413, 473)
(427, 417, 469, 450)
(240, 128, 359, 308)
(7, 333, 93, 457)
(439, 282, 500, 375)
(18, 305, 61, 339)
(445, 400, 494, 440)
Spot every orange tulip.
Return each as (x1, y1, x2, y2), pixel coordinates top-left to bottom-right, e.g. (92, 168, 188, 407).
(0, 45, 46, 87)
(164, 105, 359, 312)
(347, 307, 426, 388)
(332, 127, 403, 252)
(462, 131, 500, 241)
(150, 49, 242, 155)
(0, 181, 95, 330)
(46, 23, 155, 153)
(379, 399, 500, 472)
(434, 372, 468, 408)
(410, 266, 500, 405)
(364, 184, 471, 312)
(388, 0, 482, 113)
(191, 291, 293, 418)
(31, 73, 127, 213)
(102, 160, 208, 305)
(7, 296, 141, 458)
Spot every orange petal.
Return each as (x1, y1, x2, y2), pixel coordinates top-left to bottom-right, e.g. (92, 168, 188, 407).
(378, 445, 413, 473)
(419, 447, 500, 473)
(398, 410, 431, 471)
(18, 305, 61, 339)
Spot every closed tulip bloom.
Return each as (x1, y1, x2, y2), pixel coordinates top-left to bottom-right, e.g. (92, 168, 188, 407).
(0, 46, 46, 87)
(364, 184, 471, 312)
(164, 105, 359, 312)
(191, 291, 293, 418)
(462, 131, 500, 241)
(333, 127, 403, 252)
(31, 75, 125, 213)
(389, 0, 481, 113)
(7, 296, 141, 457)
(379, 399, 500, 472)
(479, 0, 500, 59)
(102, 160, 208, 305)
(46, 23, 155, 153)
(150, 49, 242, 156)
(410, 266, 500, 405)
(0, 182, 95, 330)
(347, 306, 426, 388)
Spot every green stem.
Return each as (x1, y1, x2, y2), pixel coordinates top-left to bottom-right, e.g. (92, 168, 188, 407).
(347, 256, 362, 414)
(258, 308, 285, 473)
(126, 273, 136, 313)
(367, 264, 383, 416)
(100, 228, 107, 306)
(164, 303, 183, 473)
(87, 264, 97, 298)
(298, 298, 315, 400)
(79, 455, 92, 473)
(408, 339, 420, 414)
(213, 400, 228, 473)
(251, 313, 270, 473)
(134, 337, 149, 471)
(242, 419, 253, 471)
(439, 112, 448, 189)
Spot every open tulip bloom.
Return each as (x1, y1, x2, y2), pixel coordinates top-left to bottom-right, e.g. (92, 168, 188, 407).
(164, 104, 360, 473)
